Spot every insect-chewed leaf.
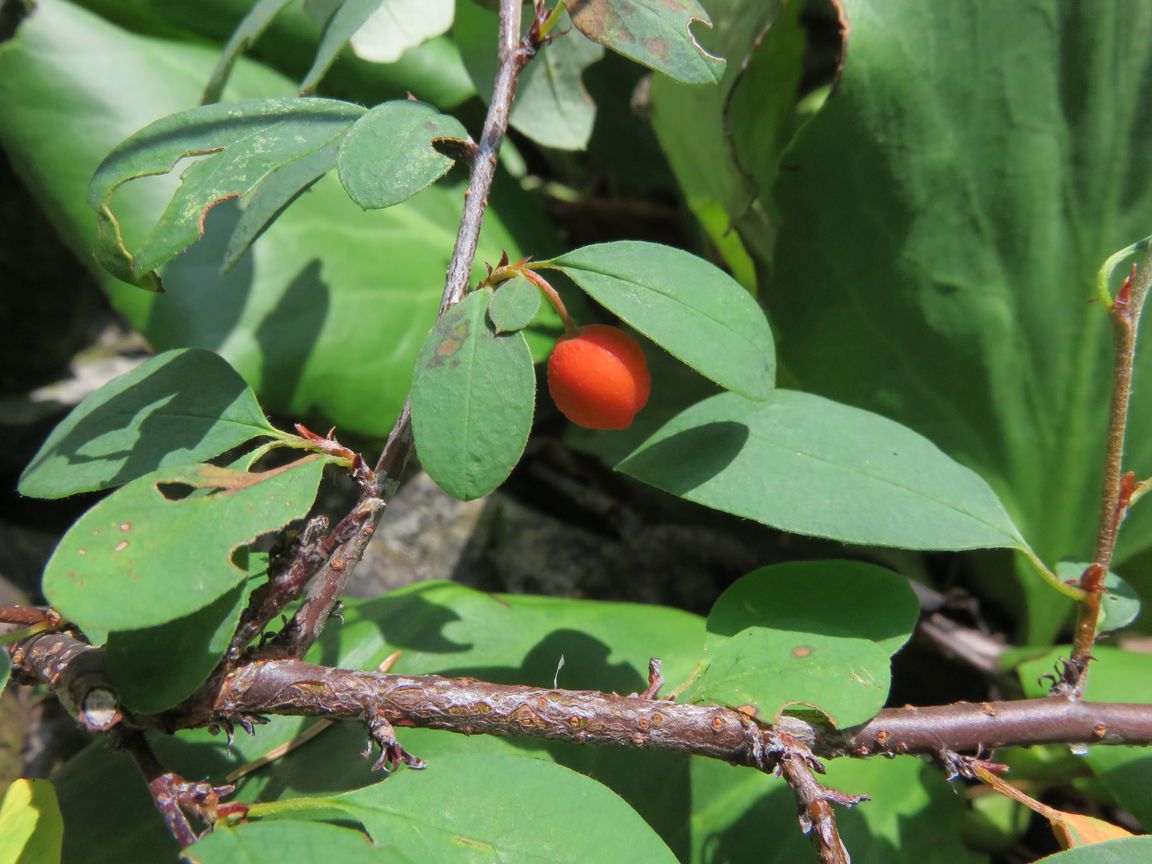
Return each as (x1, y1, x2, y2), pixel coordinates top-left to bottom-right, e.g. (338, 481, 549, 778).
(19, 348, 280, 499)
(410, 289, 536, 501)
(337, 100, 468, 210)
(619, 390, 1029, 552)
(42, 456, 332, 637)
(488, 275, 541, 333)
(87, 97, 365, 288)
(563, 0, 724, 85)
(541, 241, 774, 400)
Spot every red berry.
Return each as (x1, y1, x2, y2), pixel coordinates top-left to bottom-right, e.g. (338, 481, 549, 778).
(547, 324, 651, 430)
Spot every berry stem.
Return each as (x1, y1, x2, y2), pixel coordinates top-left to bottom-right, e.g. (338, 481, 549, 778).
(521, 266, 577, 336)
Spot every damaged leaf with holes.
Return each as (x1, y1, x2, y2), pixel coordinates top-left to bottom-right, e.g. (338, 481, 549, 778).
(42, 455, 334, 640)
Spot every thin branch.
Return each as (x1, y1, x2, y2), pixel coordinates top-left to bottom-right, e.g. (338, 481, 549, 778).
(223, 0, 543, 664)
(824, 698, 1152, 756)
(1060, 246, 1152, 695)
(0, 605, 61, 628)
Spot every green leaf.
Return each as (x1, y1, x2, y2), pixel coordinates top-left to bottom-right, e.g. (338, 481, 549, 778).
(18, 349, 278, 499)
(685, 561, 917, 726)
(620, 390, 1028, 552)
(456, 3, 604, 151)
(706, 561, 920, 657)
(410, 289, 536, 500)
(488, 275, 541, 333)
(337, 100, 468, 210)
(0, 0, 553, 437)
(764, 0, 1152, 641)
(0, 780, 63, 864)
(347, 0, 455, 65)
(563, 0, 724, 85)
(649, 0, 802, 281)
(202, 0, 296, 104)
(104, 560, 256, 713)
(88, 96, 365, 286)
(1037, 838, 1152, 863)
(0, 652, 9, 693)
(221, 138, 341, 270)
(684, 627, 890, 726)
(541, 241, 774, 400)
(511, 13, 604, 151)
(1052, 562, 1141, 633)
(42, 456, 331, 635)
(300, 0, 385, 95)
(189, 820, 410, 863)
(298, 754, 680, 863)
(75, 0, 474, 108)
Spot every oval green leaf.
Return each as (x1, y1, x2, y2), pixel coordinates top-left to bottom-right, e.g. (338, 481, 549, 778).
(563, 0, 724, 85)
(541, 241, 774, 399)
(619, 389, 1028, 551)
(104, 561, 255, 714)
(43, 455, 331, 635)
(488, 275, 541, 333)
(0, 780, 63, 864)
(88, 96, 365, 286)
(411, 290, 536, 500)
(19, 348, 278, 499)
(707, 561, 920, 657)
(190, 820, 410, 863)
(337, 100, 468, 210)
(325, 753, 679, 863)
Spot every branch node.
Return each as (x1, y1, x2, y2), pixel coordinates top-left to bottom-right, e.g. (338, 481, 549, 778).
(366, 715, 426, 773)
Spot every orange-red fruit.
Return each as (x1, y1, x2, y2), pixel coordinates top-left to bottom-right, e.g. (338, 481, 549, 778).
(547, 324, 651, 430)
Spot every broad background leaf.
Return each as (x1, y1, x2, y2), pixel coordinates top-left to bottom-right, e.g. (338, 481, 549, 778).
(349, 0, 454, 65)
(410, 289, 536, 500)
(0, 0, 555, 437)
(543, 241, 774, 400)
(18, 348, 278, 499)
(762, 0, 1152, 640)
(0, 780, 64, 864)
(649, 0, 803, 286)
(42, 456, 330, 636)
(620, 390, 1029, 552)
(75, 0, 473, 108)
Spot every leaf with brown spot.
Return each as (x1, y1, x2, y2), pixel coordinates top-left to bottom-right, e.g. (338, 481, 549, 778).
(564, 0, 725, 85)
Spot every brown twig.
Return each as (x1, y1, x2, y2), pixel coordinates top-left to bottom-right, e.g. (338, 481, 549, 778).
(241, 0, 547, 663)
(772, 727, 865, 864)
(119, 730, 234, 848)
(1060, 247, 1152, 696)
(0, 605, 61, 628)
